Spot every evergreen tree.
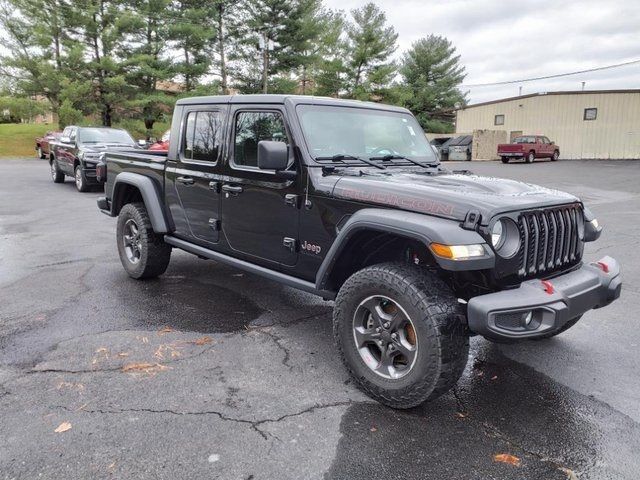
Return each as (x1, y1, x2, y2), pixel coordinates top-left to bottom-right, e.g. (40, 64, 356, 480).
(345, 2, 397, 100)
(400, 35, 467, 133)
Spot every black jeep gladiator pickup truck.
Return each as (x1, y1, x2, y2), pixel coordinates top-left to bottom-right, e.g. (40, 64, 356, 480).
(96, 95, 621, 409)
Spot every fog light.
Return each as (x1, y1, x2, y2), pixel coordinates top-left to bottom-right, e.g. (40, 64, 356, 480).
(523, 311, 533, 326)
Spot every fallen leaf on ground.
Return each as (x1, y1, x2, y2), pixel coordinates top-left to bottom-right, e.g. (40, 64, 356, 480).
(491, 375, 498, 380)
(370, 426, 378, 432)
(158, 326, 174, 335)
(192, 336, 213, 346)
(558, 467, 578, 479)
(455, 412, 468, 419)
(117, 352, 129, 357)
(493, 453, 521, 466)
(122, 362, 169, 375)
(54, 422, 72, 433)
(95, 347, 108, 354)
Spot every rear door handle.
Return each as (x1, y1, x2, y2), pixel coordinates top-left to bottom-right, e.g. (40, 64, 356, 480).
(222, 184, 243, 195)
(176, 176, 195, 185)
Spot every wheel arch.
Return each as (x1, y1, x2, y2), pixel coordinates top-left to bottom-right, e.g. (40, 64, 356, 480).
(315, 209, 494, 292)
(111, 172, 169, 233)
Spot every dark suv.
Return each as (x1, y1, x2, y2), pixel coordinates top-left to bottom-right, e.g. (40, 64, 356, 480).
(49, 126, 140, 191)
(96, 95, 621, 409)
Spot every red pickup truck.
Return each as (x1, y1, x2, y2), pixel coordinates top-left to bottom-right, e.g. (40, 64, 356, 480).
(498, 135, 559, 164)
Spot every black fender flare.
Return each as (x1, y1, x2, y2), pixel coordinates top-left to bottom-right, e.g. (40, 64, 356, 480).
(112, 172, 169, 233)
(315, 208, 494, 291)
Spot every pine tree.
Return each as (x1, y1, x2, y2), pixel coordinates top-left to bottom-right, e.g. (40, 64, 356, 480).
(400, 35, 467, 133)
(346, 2, 397, 100)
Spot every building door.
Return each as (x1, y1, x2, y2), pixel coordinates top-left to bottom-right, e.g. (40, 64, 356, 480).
(510, 131, 523, 142)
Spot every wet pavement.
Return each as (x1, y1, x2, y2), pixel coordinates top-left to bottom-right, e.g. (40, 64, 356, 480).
(0, 158, 639, 479)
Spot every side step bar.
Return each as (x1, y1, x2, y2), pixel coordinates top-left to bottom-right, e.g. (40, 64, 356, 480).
(163, 236, 336, 300)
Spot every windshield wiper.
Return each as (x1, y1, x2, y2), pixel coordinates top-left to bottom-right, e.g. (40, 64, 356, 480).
(369, 154, 439, 169)
(316, 154, 386, 170)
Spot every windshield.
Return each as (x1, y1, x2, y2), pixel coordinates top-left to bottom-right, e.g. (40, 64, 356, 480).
(78, 128, 135, 145)
(296, 105, 438, 164)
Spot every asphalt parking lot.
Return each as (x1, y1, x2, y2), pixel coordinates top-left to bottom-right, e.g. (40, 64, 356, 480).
(1, 157, 639, 479)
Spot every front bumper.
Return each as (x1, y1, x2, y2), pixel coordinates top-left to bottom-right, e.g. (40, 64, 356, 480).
(467, 256, 621, 340)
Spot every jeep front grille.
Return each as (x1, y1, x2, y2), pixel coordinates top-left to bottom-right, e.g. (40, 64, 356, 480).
(517, 204, 583, 277)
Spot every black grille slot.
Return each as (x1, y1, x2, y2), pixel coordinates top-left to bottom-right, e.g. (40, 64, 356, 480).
(517, 205, 583, 278)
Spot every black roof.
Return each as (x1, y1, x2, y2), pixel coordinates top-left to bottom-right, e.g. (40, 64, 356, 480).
(176, 94, 411, 113)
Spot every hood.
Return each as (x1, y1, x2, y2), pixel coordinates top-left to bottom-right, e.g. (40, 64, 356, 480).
(331, 170, 579, 223)
(82, 143, 137, 153)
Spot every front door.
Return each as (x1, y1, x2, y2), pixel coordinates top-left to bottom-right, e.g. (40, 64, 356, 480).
(168, 107, 225, 246)
(220, 107, 299, 267)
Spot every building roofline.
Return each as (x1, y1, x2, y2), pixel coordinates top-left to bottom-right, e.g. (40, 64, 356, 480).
(457, 89, 640, 110)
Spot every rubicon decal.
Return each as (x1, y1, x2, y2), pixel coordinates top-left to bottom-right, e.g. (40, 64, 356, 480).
(301, 240, 322, 255)
(335, 187, 456, 217)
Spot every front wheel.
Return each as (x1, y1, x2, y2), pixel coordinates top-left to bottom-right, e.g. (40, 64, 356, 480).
(74, 165, 90, 192)
(551, 150, 559, 161)
(116, 202, 171, 279)
(333, 263, 469, 409)
(50, 159, 64, 183)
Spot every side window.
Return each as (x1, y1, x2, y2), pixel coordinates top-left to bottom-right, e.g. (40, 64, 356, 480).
(234, 111, 288, 168)
(182, 111, 222, 162)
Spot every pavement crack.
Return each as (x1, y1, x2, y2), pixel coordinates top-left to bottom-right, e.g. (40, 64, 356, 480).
(260, 329, 292, 370)
(51, 400, 354, 441)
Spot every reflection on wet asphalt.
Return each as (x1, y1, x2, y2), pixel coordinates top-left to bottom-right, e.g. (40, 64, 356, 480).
(1, 159, 640, 479)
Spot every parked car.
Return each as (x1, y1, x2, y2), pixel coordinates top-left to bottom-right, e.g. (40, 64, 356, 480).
(498, 135, 560, 163)
(49, 126, 139, 192)
(35, 131, 61, 159)
(148, 130, 170, 151)
(96, 95, 620, 409)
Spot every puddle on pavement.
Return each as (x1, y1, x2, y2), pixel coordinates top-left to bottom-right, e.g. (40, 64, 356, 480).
(125, 276, 266, 333)
(327, 342, 640, 480)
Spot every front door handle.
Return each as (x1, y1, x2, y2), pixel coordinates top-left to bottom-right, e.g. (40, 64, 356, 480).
(176, 176, 195, 185)
(222, 184, 243, 195)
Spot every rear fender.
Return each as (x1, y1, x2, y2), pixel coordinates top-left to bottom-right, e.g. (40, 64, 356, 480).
(112, 172, 168, 233)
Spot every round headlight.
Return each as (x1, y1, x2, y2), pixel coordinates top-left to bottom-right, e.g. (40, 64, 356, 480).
(490, 218, 520, 258)
(491, 221, 503, 249)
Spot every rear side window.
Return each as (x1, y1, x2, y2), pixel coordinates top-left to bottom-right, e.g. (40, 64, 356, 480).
(233, 111, 288, 168)
(182, 111, 223, 162)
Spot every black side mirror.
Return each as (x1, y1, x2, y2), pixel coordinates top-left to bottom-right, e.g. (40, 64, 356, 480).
(258, 140, 288, 171)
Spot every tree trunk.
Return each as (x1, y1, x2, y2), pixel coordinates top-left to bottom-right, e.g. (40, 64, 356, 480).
(217, 4, 228, 94)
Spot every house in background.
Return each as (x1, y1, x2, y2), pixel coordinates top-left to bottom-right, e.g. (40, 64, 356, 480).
(455, 89, 640, 160)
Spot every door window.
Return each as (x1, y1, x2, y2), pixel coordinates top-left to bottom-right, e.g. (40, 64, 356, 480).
(182, 111, 222, 162)
(233, 111, 288, 168)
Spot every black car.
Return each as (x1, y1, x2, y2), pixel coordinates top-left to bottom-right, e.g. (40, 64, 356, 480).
(96, 95, 621, 409)
(49, 126, 141, 192)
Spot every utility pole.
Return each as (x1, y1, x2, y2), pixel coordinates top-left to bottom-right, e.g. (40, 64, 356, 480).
(258, 33, 275, 94)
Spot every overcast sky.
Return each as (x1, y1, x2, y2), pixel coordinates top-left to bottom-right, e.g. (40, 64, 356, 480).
(325, 0, 640, 104)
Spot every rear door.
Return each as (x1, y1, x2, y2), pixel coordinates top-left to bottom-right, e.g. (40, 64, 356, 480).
(168, 107, 226, 246)
(219, 106, 299, 267)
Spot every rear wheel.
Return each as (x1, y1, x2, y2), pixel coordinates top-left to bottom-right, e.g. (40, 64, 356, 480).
(333, 263, 469, 409)
(501, 156, 509, 164)
(117, 202, 171, 279)
(526, 151, 535, 163)
(50, 159, 64, 183)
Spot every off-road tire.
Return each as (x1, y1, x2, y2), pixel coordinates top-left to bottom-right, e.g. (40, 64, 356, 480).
(50, 158, 64, 183)
(116, 202, 171, 279)
(526, 151, 535, 163)
(501, 156, 509, 164)
(75, 165, 90, 192)
(533, 315, 583, 340)
(551, 150, 560, 161)
(333, 262, 469, 409)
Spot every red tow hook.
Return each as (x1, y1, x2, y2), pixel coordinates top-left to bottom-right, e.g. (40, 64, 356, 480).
(596, 261, 610, 273)
(541, 280, 554, 295)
